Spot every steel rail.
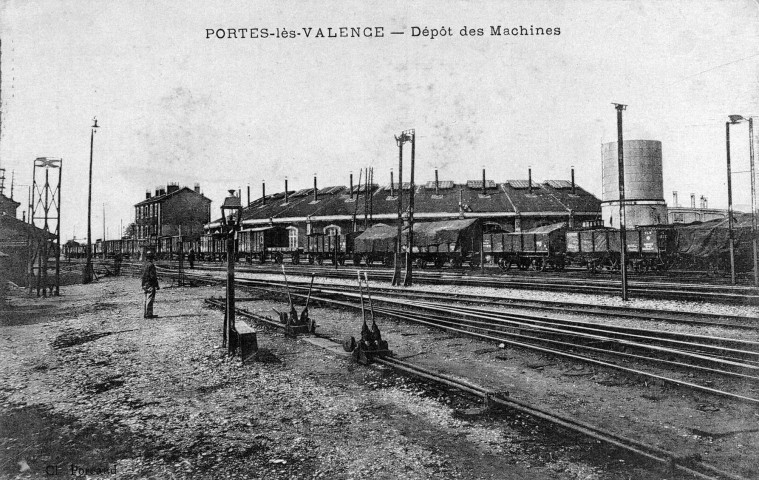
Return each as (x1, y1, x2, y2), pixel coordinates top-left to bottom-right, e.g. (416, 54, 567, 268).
(236, 278, 759, 366)
(203, 294, 739, 479)
(99, 259, 759, 304)
(367, 305, 759, 383)
(234, 281, 759, 404)
(377, 356, 746, 480)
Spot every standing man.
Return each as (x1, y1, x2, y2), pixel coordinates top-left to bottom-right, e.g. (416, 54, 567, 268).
(188, 248, 196, 269)
(141, 251, 160, 318)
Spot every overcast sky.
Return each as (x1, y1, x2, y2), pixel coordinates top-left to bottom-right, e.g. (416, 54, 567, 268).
(1, 0, 757, 241)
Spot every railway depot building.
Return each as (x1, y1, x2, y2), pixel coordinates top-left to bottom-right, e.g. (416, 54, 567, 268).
(0, 193, 56, 287)
(213, 174, 601, 249)
(134, 183, 212, 240)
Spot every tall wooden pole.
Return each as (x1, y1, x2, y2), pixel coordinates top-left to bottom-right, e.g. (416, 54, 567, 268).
(749, 117, 757, 286)
(726, 121, 736, 284)
(614, 103, 629, 300)
(84, 119, 97, 283)
(55, 161, 62, 295)
(404, 130, 415, 286)
(392, 134, 404, 286)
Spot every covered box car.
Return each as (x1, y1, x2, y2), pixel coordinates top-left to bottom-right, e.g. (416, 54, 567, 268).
(408, 219, 481, 255)
(354, 224, 398, 254)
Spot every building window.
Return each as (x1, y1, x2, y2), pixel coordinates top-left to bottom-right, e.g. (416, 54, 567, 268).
(324, 225, 341, 236)
(287, 227, 299, 250)
(674, 213, 684, 223)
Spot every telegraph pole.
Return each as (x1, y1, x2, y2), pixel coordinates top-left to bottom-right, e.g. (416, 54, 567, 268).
(749, 117, 757, 286)
(403, 129, 416, 286)
(613, 103, 629, 300)
(84, 118, 99, 284)
(391, 133, 404, 286)
(726, 121, 736, 284)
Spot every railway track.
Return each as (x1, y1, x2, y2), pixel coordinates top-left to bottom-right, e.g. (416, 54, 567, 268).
(203, 294, 747, 480)
(83, 258, 759, 305)
(230, 278, 759, 404)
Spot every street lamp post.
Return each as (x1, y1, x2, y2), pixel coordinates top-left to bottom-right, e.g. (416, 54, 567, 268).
(220, 190, 242, 354)
(84, 118, 99, 284)
(726, 119, 737, 284)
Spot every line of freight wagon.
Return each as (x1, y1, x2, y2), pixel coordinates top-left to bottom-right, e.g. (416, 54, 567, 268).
(66, 215, 755, 275)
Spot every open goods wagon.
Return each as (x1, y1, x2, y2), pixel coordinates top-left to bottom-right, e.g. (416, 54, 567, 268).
(483, 222, 567, 271)
(237, 226, 294, 264)
(198, 226, 297, 263)
(306, 231, 362, 266)
(565, 227, 675, 272)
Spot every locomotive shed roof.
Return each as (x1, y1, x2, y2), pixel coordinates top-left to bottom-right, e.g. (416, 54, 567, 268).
(207, 180, 601, 228)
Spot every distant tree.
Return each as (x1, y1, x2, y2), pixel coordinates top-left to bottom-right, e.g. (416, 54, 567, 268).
(124, 222, 137, 239)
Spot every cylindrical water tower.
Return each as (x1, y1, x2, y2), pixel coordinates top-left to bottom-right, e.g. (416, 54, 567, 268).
(601, 140, 667, 228)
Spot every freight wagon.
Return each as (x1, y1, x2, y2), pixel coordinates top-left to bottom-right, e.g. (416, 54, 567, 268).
(305, 231, 362, 265)
(483, 222, 567, 271)
(565, 227, 675, 272)
(353, 219, 482, 268)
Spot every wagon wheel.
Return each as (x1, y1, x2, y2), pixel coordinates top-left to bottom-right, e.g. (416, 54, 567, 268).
(316, 255, 324, 266)
(338, 254, 346, 266)
(308, 254, 315, 265)
(362, 254, 372, 268)
(273, 252, 283, 264)
(292, 252, 300, 265)
(469, 256, 480, 269)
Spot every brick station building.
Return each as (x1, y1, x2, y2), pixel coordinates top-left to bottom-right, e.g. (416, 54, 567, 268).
(208, 173, 601, 251)
(134, 183, 212, 241)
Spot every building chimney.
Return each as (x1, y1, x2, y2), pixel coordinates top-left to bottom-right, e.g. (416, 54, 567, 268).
(691, 193, 696, 208)
(146, 190, 151, 199)
(262, 181, 266, 205)
(481, 167, 486, 196)
(284, 177, 289, 204)
(435, 168, 439, 195)
(313, 174, 318, 202)
(238, 188, 241, 200)
(194, 183, 200, 194)
(571, 166, 576, 195)
(349, 172, 354, 199)
(247, 184, 250, 206)
(167, 183, 180, 194)
(528, 167, 533, 194)
(390, 169, 394, 197)
(673, 191, 678, 207)
(704, 196, 708, 209)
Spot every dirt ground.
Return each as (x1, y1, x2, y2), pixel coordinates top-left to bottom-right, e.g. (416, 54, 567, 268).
(0, 275, 755, 479)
